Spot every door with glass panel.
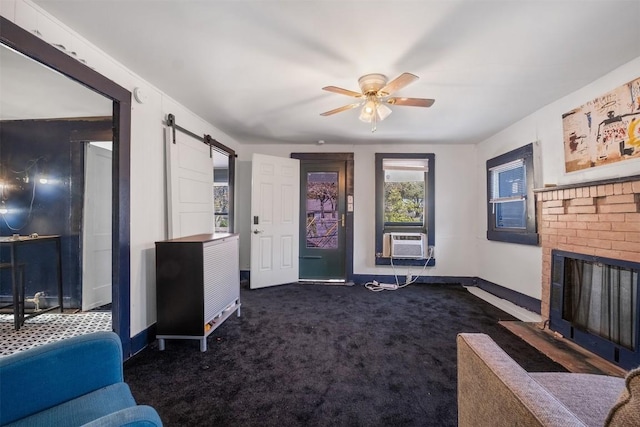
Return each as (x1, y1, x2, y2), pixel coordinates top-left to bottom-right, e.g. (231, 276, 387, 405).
(299, 162, 346, 281)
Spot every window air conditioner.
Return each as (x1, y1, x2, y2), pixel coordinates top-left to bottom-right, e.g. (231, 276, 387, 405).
(383, 232, 427, 259)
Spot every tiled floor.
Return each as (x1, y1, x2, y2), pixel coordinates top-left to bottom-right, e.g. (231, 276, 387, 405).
(0, 312, 112, 357)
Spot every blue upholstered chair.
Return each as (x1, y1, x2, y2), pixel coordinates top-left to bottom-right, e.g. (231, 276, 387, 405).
(0, 331, 162, 426)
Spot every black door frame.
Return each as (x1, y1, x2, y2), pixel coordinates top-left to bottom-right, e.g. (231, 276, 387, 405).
(291, 153, 353, 282)
(1, 17, 133, 356)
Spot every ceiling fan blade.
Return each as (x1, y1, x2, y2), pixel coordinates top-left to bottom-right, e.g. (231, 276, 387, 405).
(322, 86, 363, 98)
(379, 72, 419, 96)
(386, 97, 435, 108)
(320, 102, 362, 116)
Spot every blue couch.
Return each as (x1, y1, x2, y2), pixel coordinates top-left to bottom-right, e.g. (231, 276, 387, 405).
(0, 331, 162, 426)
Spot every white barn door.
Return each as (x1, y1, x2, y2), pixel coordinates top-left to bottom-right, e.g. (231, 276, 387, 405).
(166, 129, 214, 239)
(250, 154, 299, 289)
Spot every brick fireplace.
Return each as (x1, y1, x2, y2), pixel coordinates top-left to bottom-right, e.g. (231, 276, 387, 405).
(536, 176, 640, 321)
(535, 176, 640, 367)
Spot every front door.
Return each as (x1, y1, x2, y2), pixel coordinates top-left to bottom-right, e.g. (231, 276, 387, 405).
(299, 161, 346, 281)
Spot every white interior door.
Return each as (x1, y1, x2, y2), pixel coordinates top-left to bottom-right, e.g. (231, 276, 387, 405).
(82, 143, 112, 311)
(250, 153, 299, 289)
(166, 129, 214, 238)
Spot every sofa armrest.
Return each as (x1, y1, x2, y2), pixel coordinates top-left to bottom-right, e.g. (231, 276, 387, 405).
(82, 405, 163, 427)
(457, 333, 585, 427)
(0, 332, 124, 425)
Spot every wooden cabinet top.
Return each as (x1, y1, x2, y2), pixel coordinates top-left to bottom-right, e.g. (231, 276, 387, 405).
(156, 233, 239, 244)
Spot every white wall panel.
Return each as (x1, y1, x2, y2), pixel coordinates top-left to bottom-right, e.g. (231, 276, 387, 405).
(475, 56, 640, 300)
(3, 1, 242, 337)
(237, 142, 478, 278)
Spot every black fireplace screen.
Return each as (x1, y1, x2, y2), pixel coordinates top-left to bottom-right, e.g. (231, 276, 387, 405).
(563, 258, 638, 350)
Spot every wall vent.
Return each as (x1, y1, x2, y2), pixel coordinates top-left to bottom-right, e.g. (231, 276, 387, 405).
(383, 233, 426, 259)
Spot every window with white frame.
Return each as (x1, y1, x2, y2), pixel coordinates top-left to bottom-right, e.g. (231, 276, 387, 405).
(486, 143, 538, 245)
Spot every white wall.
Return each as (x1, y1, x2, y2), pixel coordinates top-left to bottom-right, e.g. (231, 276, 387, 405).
(1, 0, 243, 337)
(238, 142, 478, 278)
(5, 0, 638, 335)
(475, 56, 640, 300)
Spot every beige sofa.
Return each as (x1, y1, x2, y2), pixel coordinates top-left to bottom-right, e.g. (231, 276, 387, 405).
(457, 333, 640, 427)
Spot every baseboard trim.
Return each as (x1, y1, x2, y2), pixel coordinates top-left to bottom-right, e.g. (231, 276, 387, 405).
(239, 271, 540, 315)
(351, 274, 476, 286)
(240, 270, 250, 282)
(129, 323, 156, 358)
(473, 278, 541, 314)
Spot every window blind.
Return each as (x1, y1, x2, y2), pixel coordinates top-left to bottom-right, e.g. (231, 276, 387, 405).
(489, 158, 526, 204)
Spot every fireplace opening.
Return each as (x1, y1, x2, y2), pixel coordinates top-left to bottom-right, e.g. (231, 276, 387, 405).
(550, 249, 640, 369)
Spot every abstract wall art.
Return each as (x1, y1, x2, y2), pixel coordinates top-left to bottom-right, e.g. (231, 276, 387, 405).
(563, 77, 640, 172)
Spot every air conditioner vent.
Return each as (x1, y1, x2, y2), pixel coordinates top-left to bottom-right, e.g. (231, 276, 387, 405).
(384, 232, 427, 259)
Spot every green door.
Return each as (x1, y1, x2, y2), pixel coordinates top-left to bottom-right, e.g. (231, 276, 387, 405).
(299, 161, 346, 281)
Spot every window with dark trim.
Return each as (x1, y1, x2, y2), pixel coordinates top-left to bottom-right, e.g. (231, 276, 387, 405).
(375, 153, 435, 266)
(486, 143, 538, 245)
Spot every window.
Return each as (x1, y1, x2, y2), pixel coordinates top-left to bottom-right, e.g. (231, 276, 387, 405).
(375, 153, 435, 266)
(383, 158, 427, 226)
(212, 144, 235, 234)
(213, 181, 229, 232)
(486, 143, 537, 245)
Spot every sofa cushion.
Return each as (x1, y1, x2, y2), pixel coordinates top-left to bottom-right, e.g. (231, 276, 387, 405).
(530, 372, 624, 427)
(6, 382, 136, 427)
(0, 332, 124, 425)
(605, 366, 640, 426)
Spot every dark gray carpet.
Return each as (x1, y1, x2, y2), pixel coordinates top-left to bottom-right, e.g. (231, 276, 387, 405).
(124, 283, 565, 426)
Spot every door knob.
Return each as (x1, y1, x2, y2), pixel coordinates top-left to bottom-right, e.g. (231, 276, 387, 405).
(253, 229, 263, 234)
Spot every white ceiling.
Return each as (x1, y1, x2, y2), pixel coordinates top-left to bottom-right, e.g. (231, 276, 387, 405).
(32, 0, 640, 145)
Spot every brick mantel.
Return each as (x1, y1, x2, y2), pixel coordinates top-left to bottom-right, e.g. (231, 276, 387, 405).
(535, 176, 640, 320)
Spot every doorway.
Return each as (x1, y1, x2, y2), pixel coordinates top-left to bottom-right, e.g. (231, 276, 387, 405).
(292, 153, 354, 282)
(1, 17, 132, 355)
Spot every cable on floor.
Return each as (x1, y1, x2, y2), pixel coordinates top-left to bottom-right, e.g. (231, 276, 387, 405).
(364, 253, 432, 292)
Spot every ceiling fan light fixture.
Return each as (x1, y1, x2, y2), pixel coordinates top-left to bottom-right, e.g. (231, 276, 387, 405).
(321, 72, 433, 132)
(358, 73, 387, 95)
(359, 98, 377, 123)
(376, 102, 392, 121)
(359, 98, 392, 125)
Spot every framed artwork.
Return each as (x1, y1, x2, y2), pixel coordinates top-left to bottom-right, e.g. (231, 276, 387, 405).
(563, 77, 640, 172)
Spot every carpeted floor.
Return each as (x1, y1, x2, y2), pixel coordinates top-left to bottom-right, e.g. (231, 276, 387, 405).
(124, 283, 566, 426)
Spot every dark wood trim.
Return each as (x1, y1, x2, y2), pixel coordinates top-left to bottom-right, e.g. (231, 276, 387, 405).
(227, 154, 236, 233)
(486, 143, 538, 246)
(69, 119, 113, 142)
(291, 153, 354, 281)
(352, 275, 475, 286)
(209, 137, 236, 233)
(1, 17, 133, 357)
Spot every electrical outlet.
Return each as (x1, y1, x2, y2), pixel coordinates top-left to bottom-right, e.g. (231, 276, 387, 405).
(428, 246, 435, 258)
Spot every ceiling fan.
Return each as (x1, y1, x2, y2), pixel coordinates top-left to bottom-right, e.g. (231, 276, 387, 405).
(320, 72, 435, 132)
